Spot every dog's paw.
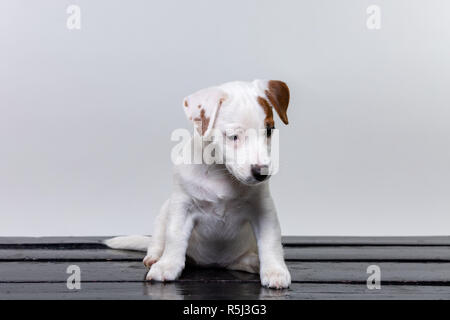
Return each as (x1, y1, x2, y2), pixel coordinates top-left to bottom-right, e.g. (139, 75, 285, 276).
(146, 260, 184, 282)
(143, 254, 159, 268)
(260, 265, 291, 289)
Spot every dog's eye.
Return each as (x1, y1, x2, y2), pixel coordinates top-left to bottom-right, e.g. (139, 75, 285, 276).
(266, 127, 274, 138)
(228, 135, 239, 142)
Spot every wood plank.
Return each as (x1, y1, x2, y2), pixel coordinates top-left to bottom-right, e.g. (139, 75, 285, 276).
(0, 249, 144, 261)
(0, 237, 107, 245)
(0, 262, 259, 283)
(282, 236, 450, 246)
(1, 261, 450, 284)
(2, 236, 450, 247)
(0, 239, 106, 249)
(285, 246, 450, 262)
(1, 282, 450, 300)
(2, 246, 450, 262)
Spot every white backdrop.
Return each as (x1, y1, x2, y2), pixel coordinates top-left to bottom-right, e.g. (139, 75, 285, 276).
(1, 0, 449, 236)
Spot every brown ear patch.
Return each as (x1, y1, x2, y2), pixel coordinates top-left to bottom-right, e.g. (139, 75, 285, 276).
(265, 80, 290, 125)
(184, 88, 228, 136)
(257, 97, 275, 128)
(194, 109, 210, 135)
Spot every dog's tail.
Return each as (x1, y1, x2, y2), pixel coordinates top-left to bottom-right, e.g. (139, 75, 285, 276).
(103, 235, 150, 252)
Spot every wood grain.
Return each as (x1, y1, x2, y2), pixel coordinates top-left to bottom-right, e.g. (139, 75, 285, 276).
(1, 261, 450, 284)
(1, 237, 449, 299)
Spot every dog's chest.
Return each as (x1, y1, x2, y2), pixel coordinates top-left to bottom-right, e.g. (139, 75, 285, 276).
(192, 197, 248, 219)
(193, 199, 226, 217)
(191, 199, 250, 243)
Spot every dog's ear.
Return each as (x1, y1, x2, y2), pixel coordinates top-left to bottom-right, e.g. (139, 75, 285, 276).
(183, 87, 228, 136)
(254, 80, 290, 125)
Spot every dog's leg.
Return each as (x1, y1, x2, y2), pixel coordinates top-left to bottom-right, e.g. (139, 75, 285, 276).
(143, 199, 170, 268)
(146, 196, 194, 282)
(250, 197, 291, 289)
(227, 251, 260, 274)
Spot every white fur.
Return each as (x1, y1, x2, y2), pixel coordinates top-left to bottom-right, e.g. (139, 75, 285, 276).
(106, 80, 291, 289)
(104, 235, 151, 252)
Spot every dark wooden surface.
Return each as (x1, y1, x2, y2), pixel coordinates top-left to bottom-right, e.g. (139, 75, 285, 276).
(1, 236, 450, 300)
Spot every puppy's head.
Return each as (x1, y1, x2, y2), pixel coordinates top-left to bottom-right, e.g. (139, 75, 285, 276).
(183, 80, 290, 185)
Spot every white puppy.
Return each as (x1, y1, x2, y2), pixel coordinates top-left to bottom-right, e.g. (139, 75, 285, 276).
(106, 80, 292, 289)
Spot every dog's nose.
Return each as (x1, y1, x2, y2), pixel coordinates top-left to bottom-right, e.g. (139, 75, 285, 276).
(251, 164, 269, 182)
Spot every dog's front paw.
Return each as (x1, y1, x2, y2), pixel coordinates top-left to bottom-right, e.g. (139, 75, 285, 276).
(260, 265, 291, 289)
(143, 254, 160, 268)
(146, 260, 184, 282)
